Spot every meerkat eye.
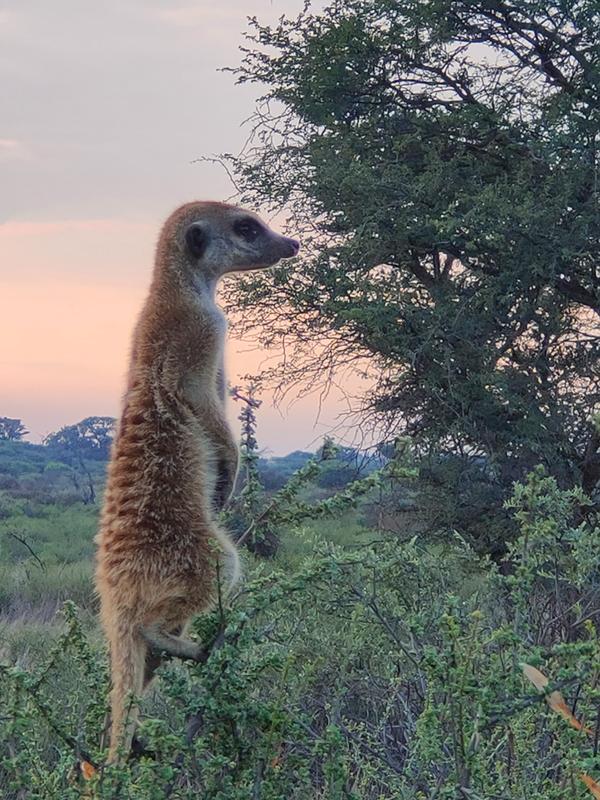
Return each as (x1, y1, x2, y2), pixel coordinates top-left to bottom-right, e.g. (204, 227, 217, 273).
(233, 217, 262, 243)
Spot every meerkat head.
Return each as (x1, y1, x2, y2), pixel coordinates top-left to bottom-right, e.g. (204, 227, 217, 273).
(165, 201, 299, 281)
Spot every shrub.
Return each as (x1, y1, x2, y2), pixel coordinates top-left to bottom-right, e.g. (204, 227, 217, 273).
(1, 469, 599, 799)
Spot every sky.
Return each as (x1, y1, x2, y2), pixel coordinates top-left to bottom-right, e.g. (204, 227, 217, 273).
(0, 0, 353, 455)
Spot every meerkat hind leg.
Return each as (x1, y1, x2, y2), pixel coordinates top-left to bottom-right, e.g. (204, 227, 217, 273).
(143, 624, 184, 687)
(140, 624, 202, 662)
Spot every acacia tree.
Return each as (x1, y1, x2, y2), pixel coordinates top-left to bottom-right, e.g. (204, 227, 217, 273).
(44, 416, 116, 504)
(0, 417, 28, 441)
(221, 0, 600, 541)
(44, 416, 116, 461)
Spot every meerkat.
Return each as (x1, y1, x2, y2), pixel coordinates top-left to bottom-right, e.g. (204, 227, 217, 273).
(95, 201, 299, 762)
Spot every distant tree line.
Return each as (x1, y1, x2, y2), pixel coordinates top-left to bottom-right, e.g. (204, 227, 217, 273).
(0, 411, 377, 490)
(0, 415, 116, 504)
(0, 417, 28, 442)
(0, 410, 376, 511)
(0, 415, 116, 460)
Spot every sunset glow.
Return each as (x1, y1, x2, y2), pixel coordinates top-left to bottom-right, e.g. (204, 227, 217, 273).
(0, 0, 347, 454)
(0, 215, 349, 451)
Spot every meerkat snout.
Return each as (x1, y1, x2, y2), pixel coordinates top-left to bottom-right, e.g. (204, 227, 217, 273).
(273, 234, 300, 259)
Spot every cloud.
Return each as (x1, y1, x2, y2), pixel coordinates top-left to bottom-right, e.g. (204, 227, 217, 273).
(0, 9, 16, 29)
(154, 5, 252, 27)
(0, 138, 30, 161)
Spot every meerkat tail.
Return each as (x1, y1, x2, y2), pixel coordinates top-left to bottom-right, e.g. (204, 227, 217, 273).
(106, 624, 146, 763)
(213, 526, 242, 593)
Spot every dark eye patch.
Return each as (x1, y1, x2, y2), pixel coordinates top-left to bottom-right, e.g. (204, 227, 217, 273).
(233, 217, 262, 242)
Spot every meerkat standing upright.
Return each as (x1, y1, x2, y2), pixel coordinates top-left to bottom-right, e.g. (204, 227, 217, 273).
(95, 201, 299, 762)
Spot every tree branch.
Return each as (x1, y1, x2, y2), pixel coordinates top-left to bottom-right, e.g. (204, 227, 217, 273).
(554, 277, 599, 314)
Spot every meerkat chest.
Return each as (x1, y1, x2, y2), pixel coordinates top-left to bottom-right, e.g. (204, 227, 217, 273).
(198, 298, 227, 362)
(193, 290, 227, 333)
(181, 295, 227, 404)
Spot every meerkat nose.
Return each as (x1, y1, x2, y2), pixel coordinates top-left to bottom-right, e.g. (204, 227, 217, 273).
(283, 237, 300, 257)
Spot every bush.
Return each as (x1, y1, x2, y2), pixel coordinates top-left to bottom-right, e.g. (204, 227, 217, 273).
(1, 469, 599, 799)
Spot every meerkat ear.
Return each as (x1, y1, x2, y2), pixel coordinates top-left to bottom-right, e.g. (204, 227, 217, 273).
(185, 223, 208, 260)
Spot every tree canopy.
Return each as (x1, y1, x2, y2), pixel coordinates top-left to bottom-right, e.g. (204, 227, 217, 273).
(222, 0, 600, 519)
(0, 417, 28, 442)
(44, 416, 116, 461)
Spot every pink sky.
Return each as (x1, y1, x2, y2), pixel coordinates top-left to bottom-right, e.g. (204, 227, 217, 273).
(0, 0, 354, 453)
(0, 0, 353, 455)
(0, 217, 352, 455)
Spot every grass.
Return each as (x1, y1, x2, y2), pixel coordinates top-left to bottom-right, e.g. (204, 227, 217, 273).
(0, 495, 377, 671)
(0, 498, 99, 565)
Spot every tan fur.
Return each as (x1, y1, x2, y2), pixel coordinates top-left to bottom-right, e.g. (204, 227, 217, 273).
(95, 201, 298, 761)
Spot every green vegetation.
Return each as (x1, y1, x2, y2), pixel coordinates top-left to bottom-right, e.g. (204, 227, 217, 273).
(0, 407, 598, 798)
(1, 463, 599, 798)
